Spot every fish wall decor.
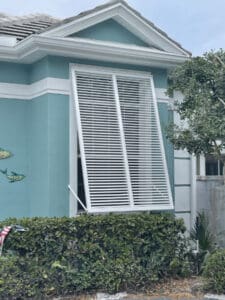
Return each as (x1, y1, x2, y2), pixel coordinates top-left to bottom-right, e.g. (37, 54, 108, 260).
(0, 148, 12, 160)
(0, 147, 26, 183)
(0, 169, 25, 183)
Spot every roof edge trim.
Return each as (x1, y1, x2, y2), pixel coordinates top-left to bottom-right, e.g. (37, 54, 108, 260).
(0, 35, 190, 66)
(39, 0, 190, 57)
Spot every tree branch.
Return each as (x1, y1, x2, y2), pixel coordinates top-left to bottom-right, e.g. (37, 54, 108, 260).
(215, 54, 225, 68)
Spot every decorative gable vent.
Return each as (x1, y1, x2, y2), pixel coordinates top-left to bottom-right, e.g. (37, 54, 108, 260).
(71, 65, 173, 213)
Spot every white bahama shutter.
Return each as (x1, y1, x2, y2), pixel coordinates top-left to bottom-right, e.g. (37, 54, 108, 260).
(71, 65, 173, 213)
(117, 76, 172, 209)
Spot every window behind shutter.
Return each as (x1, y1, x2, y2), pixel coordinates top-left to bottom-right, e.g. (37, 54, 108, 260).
(71, 65, 173, 213)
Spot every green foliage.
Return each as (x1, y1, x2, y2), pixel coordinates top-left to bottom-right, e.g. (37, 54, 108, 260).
(203, 249, 225, 294)
(0, 256, 47, 299)
(167, 50, 225, 163)
(190, 212, 215, 274)
(0, 213, 190, 298)
(190, 211, 214, 252)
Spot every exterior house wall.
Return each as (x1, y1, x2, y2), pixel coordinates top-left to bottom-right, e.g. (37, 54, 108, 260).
(70, 19, 149, 47)
(0, 61, 30, 84)
(0, 56, 173, 220)
(0, 99, 29, 218)
(27, 94, 69, 217)
(173, 92, 196, 231)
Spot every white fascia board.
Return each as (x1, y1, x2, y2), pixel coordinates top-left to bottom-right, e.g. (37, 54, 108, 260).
(116, 5, 190, 56)
(0, 35, 189, 67)
(15, 36, 189, 67)
(0, 45, 18, 61)
(39, 2, 189, 57)
(40, 4, 121, 38)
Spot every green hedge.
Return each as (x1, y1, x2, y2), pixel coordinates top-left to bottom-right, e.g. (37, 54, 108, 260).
(203, 249, 225, 294)
(0, 213, 189, 298)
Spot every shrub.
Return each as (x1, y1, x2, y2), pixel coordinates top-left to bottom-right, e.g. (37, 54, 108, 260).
(0, 255, 46, 299)
(190, 211, 215, 274)
(0, 213, 190, 298)
(203, 249, 225, 294)
(190, 211, 214, 252)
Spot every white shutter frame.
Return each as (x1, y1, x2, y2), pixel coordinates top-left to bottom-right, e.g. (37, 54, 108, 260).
(71, 64, 174, 213)
(117, 75, 173, 208)
(71, 70, 92, 211)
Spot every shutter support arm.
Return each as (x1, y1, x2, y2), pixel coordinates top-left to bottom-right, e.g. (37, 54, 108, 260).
(113, 74, 134, 207)
(68, 185, 88, 212)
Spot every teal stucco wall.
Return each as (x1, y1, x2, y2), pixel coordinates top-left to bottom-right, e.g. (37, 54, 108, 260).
(0, 94, 69, 220)
(70, 19, 149, 47)
(27, 94, 69, 218)
(0, 99, 28, 219)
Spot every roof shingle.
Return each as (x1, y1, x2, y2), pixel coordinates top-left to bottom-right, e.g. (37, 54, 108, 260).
(0, 13, 59, 41)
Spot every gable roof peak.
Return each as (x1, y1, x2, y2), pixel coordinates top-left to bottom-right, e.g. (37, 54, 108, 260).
(39, 0, 190, 56)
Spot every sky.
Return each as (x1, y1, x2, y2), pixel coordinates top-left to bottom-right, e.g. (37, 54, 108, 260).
(0, 0, 224, 56)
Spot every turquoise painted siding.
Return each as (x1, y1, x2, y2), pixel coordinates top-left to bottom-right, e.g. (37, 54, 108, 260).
(0, 62, 29, 84)
(29, 57, 50, 84)
(47, 94, 69, 217)
(27, 94, 69, 218)
(0, 99, 29, 219)
(27, 96, 49, 216)
(71, 19, 149, 47)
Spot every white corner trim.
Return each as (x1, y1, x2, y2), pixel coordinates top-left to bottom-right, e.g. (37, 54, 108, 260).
(190, 154, 197, 227)
(0, 77, 168, 102)
(30, 78, 70, 98)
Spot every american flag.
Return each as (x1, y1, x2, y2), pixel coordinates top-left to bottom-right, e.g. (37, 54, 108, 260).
(0, 226, 12, 246)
